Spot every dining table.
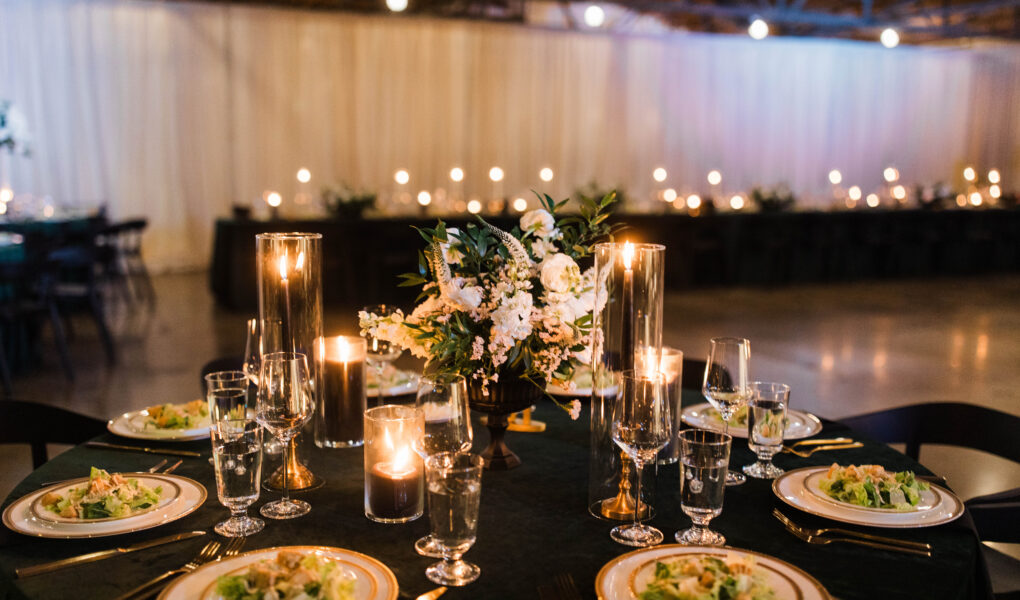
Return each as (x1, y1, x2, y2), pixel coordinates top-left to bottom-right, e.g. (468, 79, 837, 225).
(0, 389, 991, 600)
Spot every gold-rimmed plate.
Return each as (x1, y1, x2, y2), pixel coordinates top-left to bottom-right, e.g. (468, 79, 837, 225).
(108, 405, 211, 442)
(596, 544, 832, 600)
(30, 473, 182, 524)
(802, 469, 943, 515)
(158, 546, 399, 600)
(774, 467, 964, 528)
(3, 474, 206, 539)
(682, 403, 823, 440)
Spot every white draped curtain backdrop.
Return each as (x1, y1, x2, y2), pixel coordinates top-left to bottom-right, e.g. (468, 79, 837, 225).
(1, 0, 1018, 270)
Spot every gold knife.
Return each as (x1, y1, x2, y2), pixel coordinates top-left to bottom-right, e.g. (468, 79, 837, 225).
(85, 441, 202, 458)
(15, 530, 206, 578)
(789, 437, 853, 447)
(416, 587, 447, 600)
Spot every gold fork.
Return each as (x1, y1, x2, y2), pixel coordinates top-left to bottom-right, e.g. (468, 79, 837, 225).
(112, 540, 221, 600)
(772, 509, 931, 551)
(782, 442, 863, 457)
(221, 536, 247, 558)
(773, 510, 931, 557)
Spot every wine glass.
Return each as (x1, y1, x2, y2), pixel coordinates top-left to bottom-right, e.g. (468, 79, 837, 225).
(244, 318, 283, 456)
(256, 351, 314, 519)
(609, 371, 672, 547)
(675, 429, 731, 546)
(413, 374, 473, 558)
(425, 451, 484, 587)
(363, 304, 403, 382)
(702, 337, 750, 486)
(743, 382, 790, 479)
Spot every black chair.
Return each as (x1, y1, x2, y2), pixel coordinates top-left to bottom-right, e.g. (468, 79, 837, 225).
(0, 400, 108, 468)
(0, 258, 74, 383)
(48, 242, 117, 365)
(839, 402, 1020, 597)
(97, 219, 155, 307)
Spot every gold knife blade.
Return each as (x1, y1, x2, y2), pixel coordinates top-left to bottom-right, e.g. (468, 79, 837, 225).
(789, 437, 853, 447)
(85, 441, 202, 458)
(416, 587, 447, 600)
(15, 530, 206, 578)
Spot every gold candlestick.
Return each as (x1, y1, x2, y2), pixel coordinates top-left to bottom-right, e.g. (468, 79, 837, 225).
(265, 436, 323, 492)
(600, 450, 650, 520)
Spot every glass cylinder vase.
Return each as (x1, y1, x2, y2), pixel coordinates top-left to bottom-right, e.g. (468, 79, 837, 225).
(588, 242, 665, 520)
(256, 232, 324, 490)
(364, 404, 425, 523)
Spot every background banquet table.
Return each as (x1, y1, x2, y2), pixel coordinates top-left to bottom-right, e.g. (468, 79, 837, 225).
(0, 390, 989, 600)
(210, 209, 1020, 310)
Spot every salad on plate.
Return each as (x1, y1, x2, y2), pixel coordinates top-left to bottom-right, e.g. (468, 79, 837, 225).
(215, 551, 357, 600)
(39, 467, 164, 520)
(638, 553, 777, 600)
(143, 399, 209, 430)
(818, 464, 930, 511)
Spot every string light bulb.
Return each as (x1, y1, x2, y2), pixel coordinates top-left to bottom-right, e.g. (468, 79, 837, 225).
(296, 168, 311, 183)
(394, 169, 410, 185)
(539, 167, 554, 182)
(489, 167, 504, 182)
(652, 167, 667, 182)
(707, 170, 722, 186)
(449, 167, 464, 182)
(988, 169, 1000, 184)
(386, 0, 408, 12)
(880, 28, 900, 48)
(583, 4, 606, 28)
(828, 170, 842, 185)
(748, 18, 769, 40)
(663, 188, 678, 203)
(417, 191, 431, 206)
(963, 166, 976, 182)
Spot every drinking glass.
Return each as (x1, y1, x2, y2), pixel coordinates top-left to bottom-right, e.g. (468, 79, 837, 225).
(363, 304, 403, 380)
(205, 370, 250, 424)
(610, 372, 672, 547)
(743, 382, 790, 479)
(243, 318, 283, 456)
(702, 337, 750, 486)
(256, 352, 315, 519)
(676, 429, 731, 546)
(413, 374, 473, 558)
(211, 420, 264, 537)
(425, 452, 483, 587)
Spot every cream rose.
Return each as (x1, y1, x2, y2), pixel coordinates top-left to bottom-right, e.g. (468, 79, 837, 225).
(520, 209, 557, 239)
(540, 253, 580, 294)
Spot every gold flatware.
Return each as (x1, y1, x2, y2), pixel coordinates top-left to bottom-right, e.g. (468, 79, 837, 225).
(113, 540, 221, 600)
(788, 437, 853, 447)
(416, 587, 448, 600)
(15, 530, 206, 578)
(774, 510, 931, 557)
(129, 536, 245, 600)
(222, 536, 246, 558)
(772, 509, 931, 551)
(85, 441, 202, 458)
(162, 459, 183, 474)
(782, 442, 863, 457)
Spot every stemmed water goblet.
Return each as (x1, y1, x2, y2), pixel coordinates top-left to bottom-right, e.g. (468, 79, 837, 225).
(609, 371, 672, 547)
(424, 451, 484, 587)
(243, 318, 284, 456)
(413, 374, 472, 558)
(256, 351, 314, 519)
(675, 429, 731, 546)
(362, 304, 403, 382)
(702, 337, 750, 486)
(743, 382, 790, 479)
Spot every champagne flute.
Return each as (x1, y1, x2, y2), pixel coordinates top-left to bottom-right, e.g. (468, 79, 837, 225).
(244, 318, 283, 456)
(256, 351, 314, 519)
(610, 372, 672, 547)
(702, 337, 750, 486)
(363, 304, 403, 382)
(413, 374, 472, 558)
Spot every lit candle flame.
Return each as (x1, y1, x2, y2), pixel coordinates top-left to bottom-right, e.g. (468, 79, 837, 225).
(295, 251, 305, 272)
(622, 241, 634, 271)
(391, 445, 413, 474)
(336, 337, 351, 362)
(278, 254, 288, 281)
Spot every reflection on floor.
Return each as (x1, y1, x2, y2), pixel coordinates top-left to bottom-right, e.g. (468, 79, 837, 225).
(2, 272, 1018, 560)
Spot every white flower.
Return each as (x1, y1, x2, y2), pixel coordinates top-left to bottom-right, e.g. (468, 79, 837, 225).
(520, 209, 557, 239)
(573, 345, 592, 365)
(530, 238, 557, 260)
(540, 253, 580, 294)
(443, 277, 483, 310)
(441, 228, 464, 265)
(568, 399, 582, 420)
(490, 291, 534, 341)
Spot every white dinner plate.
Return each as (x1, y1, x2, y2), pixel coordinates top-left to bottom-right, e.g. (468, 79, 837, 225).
(108, 406, 211, 442)
(596, 544, 832, 600)
(681, 402, 823, 440)
(31, 474, 182, 524)
(367, 370, 419, 398)
(158, 546, 399, 600)
(773, 466, 964, 528)
(3, 473, 206, 539)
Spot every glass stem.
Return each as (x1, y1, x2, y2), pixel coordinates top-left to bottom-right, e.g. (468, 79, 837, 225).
(282, 436, 291, 503)
(632, 461, 643, 529)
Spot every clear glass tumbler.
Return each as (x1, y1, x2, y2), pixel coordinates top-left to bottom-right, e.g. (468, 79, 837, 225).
(425, 452, 483, 587)
(676, 429, 731, 546)
(211, 420, 264, 537)
(205, 370, 250, 424)
(743, 382, 789, 479)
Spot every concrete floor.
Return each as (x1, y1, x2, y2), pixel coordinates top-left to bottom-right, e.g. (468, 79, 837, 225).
(3, 272, 1019, 564)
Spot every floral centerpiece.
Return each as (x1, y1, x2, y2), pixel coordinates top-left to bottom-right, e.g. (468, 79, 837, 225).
(0, 100, 31, 156)
(360, 192, 618, 467)
(322, 183, 375, 219)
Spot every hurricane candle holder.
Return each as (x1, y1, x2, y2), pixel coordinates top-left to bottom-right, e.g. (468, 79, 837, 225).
(365, 405, 425, 523)
(588, 242, 665, 520)
(636, 346, 684, 465)
(257, 232, 324, 491)
(316, 335, 367, 448)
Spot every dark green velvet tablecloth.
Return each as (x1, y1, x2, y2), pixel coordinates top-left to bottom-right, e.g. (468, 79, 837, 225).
(0, 391, 988, 599)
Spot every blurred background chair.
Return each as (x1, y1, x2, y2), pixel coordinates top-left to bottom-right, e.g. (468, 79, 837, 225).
(0, 400, 107, 468)
(839, 402, 1020, 598)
